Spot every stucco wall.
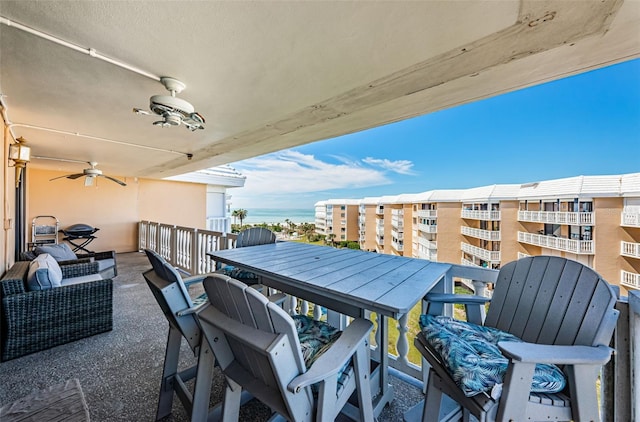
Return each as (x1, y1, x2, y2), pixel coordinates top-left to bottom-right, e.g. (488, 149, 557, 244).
(27, 168, 206, 253)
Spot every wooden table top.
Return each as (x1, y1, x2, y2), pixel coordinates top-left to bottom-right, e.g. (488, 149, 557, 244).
(208, 241, 452, 319)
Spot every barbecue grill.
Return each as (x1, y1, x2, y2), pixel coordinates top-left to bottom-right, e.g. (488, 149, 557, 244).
(60, 224, 100, 253)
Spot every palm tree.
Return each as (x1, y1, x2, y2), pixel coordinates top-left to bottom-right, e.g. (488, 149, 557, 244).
(234, 209, 248, 227)
(231, 209, 239, 225)
(326, 233, 336, 246)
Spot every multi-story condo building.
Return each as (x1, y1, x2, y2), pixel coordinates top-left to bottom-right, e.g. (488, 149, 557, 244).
(313, 199, 360, 242)
(315, 173, 640, 294)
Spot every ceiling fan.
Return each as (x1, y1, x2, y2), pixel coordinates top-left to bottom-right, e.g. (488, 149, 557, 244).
(133, 77, 205, 131)
(50, 162, 127, 186)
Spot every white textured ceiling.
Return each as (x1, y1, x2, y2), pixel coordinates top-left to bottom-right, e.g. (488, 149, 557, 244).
(1, 1, 638, 180)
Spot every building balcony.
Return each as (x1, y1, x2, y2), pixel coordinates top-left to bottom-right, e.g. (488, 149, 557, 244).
(391, 209, 404, 217)
(461, 258, 482, 268)
(417, 237, 437, 250)
(517, 231, 595, 255)
(417, 223, 437, 234)
(391, 218, 404, 229)
(376, 207, 384, 215)
(461, 209, 501, 221)
(376, 227, 385, 236)
(416, 209, 437, 219)
(391, 230, 404, 241)
(391, 240, 404, 252)
(2, 249, 637, 422)
(10, 220, 627, 422)
(415, 249, 437, 261)
(461, 226, 501, 241)
(518, 210, 594, 225)
(622, 241, 640, 259)
(622, 270, 640, 290)
(460, 242, 501, 263)
(376, 235, 384, 246)
(622, 212, 640, 227)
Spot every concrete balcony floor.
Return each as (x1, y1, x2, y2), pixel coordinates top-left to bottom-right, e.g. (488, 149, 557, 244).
(0, 252, 423, 421)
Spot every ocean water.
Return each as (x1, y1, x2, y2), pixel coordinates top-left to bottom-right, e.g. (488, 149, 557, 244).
(234, 208, 316, 225)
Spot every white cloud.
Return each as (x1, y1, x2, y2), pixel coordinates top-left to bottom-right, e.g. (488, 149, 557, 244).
(233, 151, 389, 196)
(362, 157, 415, 175)
(228, 151, 415, 208)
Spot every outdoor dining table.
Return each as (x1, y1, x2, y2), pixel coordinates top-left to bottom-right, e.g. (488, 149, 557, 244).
(207, 241, 453, 417)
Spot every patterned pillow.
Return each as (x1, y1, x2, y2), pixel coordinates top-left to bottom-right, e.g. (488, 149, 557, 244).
(218, 265, 259, 281)
(293, 315, 342, 368)
(292, 315, 350, 394)
(420, 314, 566, 397)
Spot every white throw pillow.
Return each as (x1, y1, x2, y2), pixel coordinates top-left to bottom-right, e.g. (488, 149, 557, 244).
(26, 253, 63, 290)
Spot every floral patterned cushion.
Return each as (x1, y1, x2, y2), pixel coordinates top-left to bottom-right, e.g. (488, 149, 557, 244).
(419, 314, 566, 397)
(292, 315, 350, 394)
(293, 315, 342, 368)
(218, 265, 259, 281)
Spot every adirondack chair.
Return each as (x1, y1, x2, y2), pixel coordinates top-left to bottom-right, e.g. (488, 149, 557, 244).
(216, 227, 276, 285)
(142, 249, 218, 421)
(414, 255, 619, 422)
(197, 274, 375, 422)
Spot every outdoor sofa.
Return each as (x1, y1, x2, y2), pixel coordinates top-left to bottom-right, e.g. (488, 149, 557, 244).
(0, 250, 114, 361)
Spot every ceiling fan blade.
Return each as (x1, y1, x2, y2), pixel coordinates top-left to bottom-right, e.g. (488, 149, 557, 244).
(50, 173, 83, 181)
(100, 174, 127, 186)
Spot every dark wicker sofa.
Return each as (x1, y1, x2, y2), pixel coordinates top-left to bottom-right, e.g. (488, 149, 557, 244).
(0, 259, 113, 361)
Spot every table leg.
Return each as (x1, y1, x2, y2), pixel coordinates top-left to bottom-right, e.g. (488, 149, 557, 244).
(343, 313, 395, 419)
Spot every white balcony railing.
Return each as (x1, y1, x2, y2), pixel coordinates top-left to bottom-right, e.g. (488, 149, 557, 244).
(391, 229, 404, 240)
(461, 209, 501, 221)
(621, 241, 640, 259)
(461, 226, 501, 241)
(206, 216, 231, 233)
(622, 270, 640, 290)
(376, 226, 384, 236)
(460, 242, 501, 262)
(417, 223, 437, 233)
(391, 240, 404, 252)
(517, 231, 594, 254)
(622, 212, 640, 227)
(137, 220, 638, 421)
(518, 210, 594, 225)
(417, 237, 437, 250)
(139, 221, 234, 275)
(416, 209, 437, 219)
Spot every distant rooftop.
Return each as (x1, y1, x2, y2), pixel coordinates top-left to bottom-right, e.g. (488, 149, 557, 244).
(315, 172, 640, 206)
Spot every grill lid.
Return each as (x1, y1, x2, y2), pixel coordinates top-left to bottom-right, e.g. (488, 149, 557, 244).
(62, 223, 99, 236)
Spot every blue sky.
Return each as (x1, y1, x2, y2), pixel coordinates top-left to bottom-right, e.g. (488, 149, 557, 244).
(229, 58, 640, 209)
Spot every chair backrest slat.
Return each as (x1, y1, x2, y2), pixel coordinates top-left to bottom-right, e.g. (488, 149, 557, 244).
(199, 274, 311, 421)
(143, 249, 200, 351)
(236, 227, 276, 248)
(485, 256, 618, 347)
